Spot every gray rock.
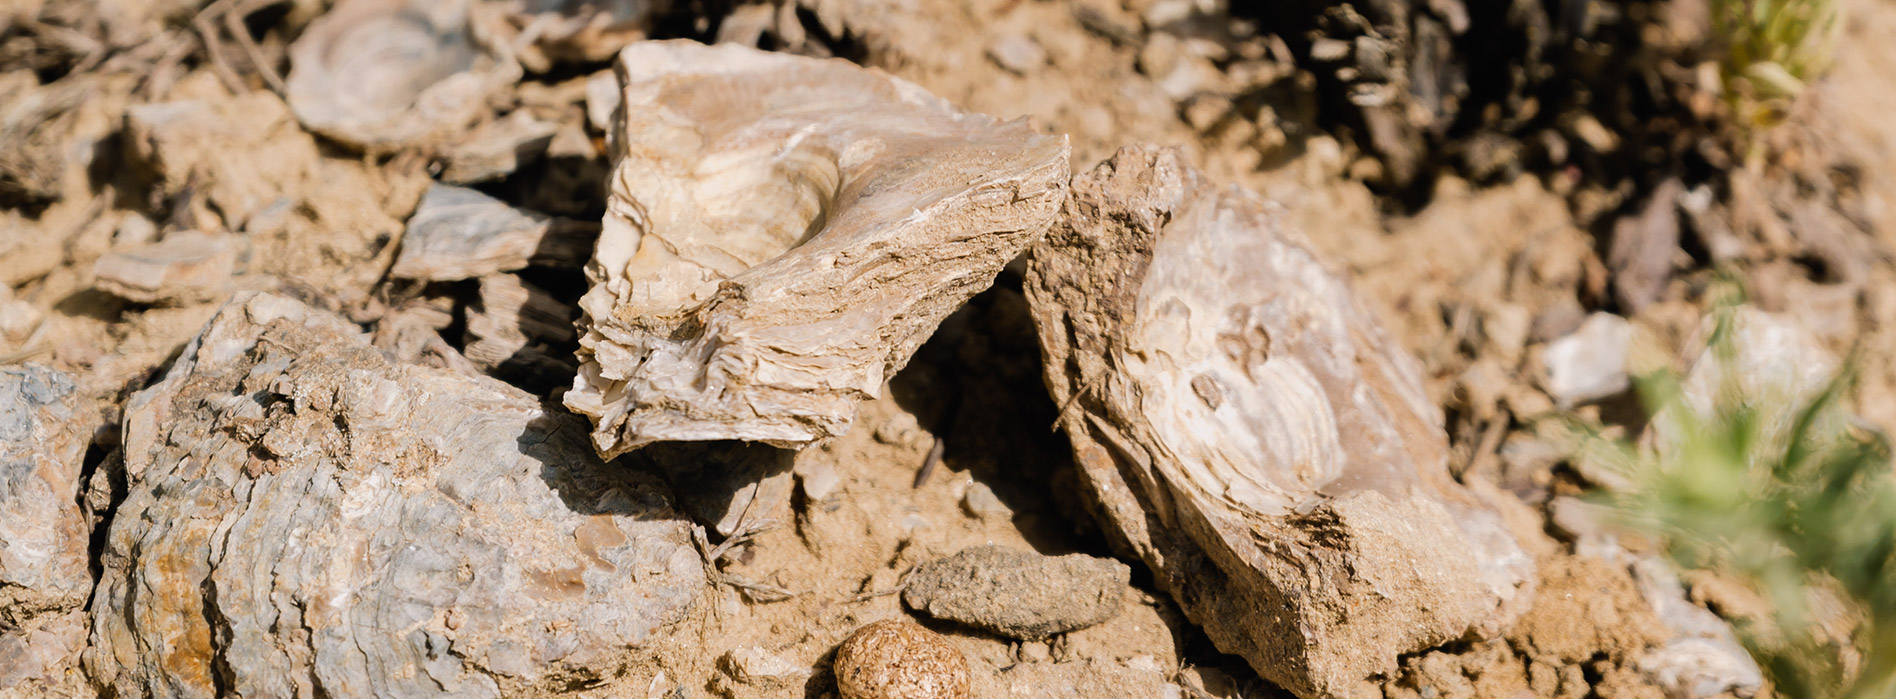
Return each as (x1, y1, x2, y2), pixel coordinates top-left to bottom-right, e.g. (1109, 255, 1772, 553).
(0, 364, 91, 692)
(903, 545, 1129, 640)
(391, 184, 595, 282)
(86, 292, 707, 698)
(1541, 312, 1634, 407)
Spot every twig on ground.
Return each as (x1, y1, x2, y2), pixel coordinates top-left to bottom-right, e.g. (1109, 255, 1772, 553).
(224, 0, 287, 95)
(192, 0, 248, 94)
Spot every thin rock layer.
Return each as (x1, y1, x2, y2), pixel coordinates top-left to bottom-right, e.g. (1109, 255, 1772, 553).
(566, 40, 1069, 457)
(1024, 145, 1534, 699)
(87, 292, 706, 699)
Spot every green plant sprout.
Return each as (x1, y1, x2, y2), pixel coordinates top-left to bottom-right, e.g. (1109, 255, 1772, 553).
(1711, 0, 1842, 143)
(1577, 303, 1896, 699)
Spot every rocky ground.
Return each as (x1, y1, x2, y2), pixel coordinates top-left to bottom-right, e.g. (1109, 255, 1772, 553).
(3, 0, 1894, 697)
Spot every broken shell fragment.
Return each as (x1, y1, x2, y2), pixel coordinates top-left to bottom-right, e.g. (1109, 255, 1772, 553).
(287, 0, 521, 151)
(1023, 145, 1534, 699)
(565, 40, 1069, 457)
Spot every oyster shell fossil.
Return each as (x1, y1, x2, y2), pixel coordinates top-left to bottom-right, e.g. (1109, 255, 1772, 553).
(1024, 146, 1534, 699)
(565, 40, 1069, 457)
(286, 0, 521, 151)
(86, 292, 706, 698)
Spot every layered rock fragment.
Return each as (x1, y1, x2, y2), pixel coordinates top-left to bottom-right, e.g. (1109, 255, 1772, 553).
(1023, 146, 1534, 699)
(91, 231, 244, 304)
(87, 292, 706, 698)
(567, 41, 1069, 456)
(0, 365, 92, 693)
(392, 184, 594, 281)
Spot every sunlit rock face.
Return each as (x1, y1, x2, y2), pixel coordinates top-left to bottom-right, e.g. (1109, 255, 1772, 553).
(1024, 145, 1535, 699)
(567, 40, 1069, 458)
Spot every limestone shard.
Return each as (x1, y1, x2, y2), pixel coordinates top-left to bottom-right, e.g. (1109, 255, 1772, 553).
(87, 292, 706, 699)
(566, 41, 1069, 457)
(1023, 145, 1535, 699)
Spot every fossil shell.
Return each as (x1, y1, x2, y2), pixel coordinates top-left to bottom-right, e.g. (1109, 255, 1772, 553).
(85, 292, 706, 698)
(286, 0, 521, 151)
(1024, 145, 1534, 699)
(565, 41, 1068, 457)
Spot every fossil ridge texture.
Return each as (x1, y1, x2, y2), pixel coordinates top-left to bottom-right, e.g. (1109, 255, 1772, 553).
(86, 292, 706, 699)
(286, 0, 522, 152)
(565, 40, 1070, 457)
(1024, 145, 1536, 699)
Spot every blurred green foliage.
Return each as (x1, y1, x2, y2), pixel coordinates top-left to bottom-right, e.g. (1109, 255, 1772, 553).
(1580, 302, 1896, 699)
(1713, 0, 1840, 133)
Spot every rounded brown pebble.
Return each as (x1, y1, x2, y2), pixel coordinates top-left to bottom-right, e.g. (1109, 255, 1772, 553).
(832, 620, 971, 699)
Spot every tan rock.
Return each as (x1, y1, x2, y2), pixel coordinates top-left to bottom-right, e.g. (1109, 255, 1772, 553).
(87, 292, 707, 698)
(566, 41, 1068, 457)
(1023, 145, 1535, 699)
(91, 231, 243, 304)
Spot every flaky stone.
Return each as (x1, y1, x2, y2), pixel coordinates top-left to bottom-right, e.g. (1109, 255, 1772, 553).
(91, 231, 243, 304)
(1023, 146, 1534, 699)
(87, 292, 706, 699)
(0, 365, 91, 693)
(566, 41, 1068, 457)
(392, 184, 595, 281)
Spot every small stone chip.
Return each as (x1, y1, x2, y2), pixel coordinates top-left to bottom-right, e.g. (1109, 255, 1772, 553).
(902, 544, 1129, 640)
(833, 620, 969, 699)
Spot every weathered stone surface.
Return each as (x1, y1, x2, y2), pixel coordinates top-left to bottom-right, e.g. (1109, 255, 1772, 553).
(124, 93, 318, 232)
(391, 184, 595, 281)
(0, 365, 91, 693)
(1023, 145, 1534, 699)
(91, 231, 243, 304)
(903, 545, 1128, 640)
(87, 292, 706, 699)
(439, 111, 559, 185)
(566, 40, 1069, 457)
(287, 0, 522, 152)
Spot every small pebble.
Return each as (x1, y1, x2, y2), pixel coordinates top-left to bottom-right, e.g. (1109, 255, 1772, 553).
(1541, 312, 1633, 407)
(833, 620, 970, 699)
(985, 34, 1046, 75)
